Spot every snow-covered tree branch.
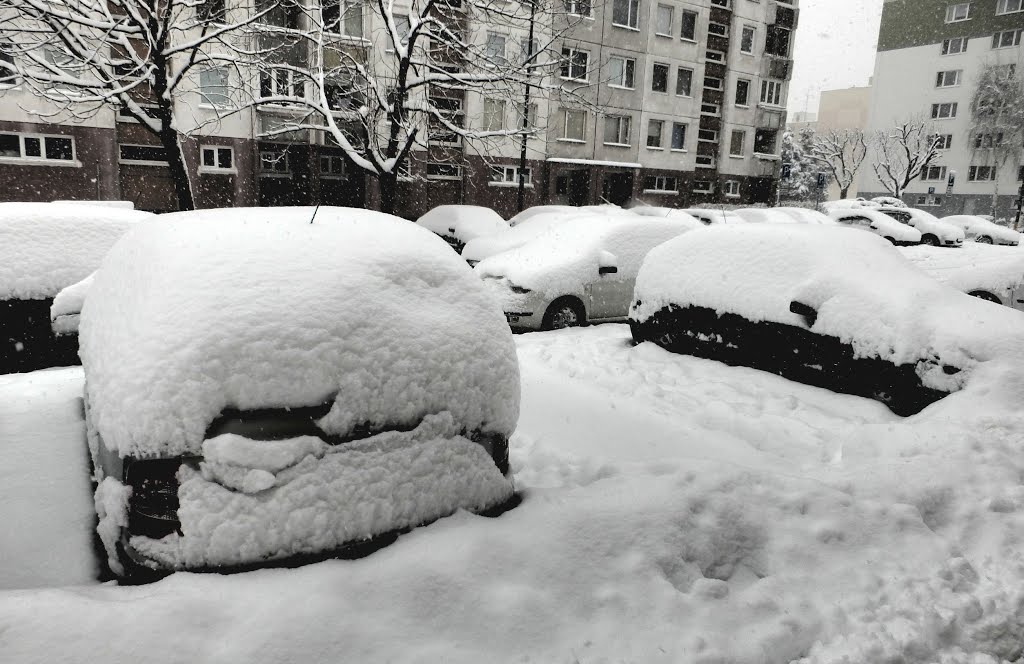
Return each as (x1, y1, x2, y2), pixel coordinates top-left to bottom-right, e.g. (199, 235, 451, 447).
(779, 127, 821, 203)
(871, 118, 941, 198)
(807, 128, 866, 199)
(969, 57, 1024, 219)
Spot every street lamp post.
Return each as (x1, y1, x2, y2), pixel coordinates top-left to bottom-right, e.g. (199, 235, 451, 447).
(516, 0, 537, 213)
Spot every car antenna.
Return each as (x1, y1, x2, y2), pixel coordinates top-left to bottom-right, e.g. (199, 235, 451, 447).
(309, 203, 321, 224)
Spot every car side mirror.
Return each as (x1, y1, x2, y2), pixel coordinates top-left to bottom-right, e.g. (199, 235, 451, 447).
(789, 300, 818, 327)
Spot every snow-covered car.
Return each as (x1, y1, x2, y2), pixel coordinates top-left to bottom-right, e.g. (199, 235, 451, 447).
(50, 273, 94, 336)
(900, 243, 1024, 310)
(507, 204, 628, 227)
(0, 202, 151, 374)
(415, 205, 509, 252)
(877, 206, 964, 247)
(940, 215, 1021, 246)
(627, 206, 704, 226)
(629, 225, 1024, 416)
(871, 196, 905, 208)
(680, 208, 746, 225)
(820, 199, 883, 212)
(734, 207, 836, 225)
(477, 215, 695, 330)
(80, 206, 519, 580)
(827, 208, 922, 245)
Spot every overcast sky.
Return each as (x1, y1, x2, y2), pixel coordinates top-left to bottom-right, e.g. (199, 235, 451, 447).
(786, 0, 885, 115)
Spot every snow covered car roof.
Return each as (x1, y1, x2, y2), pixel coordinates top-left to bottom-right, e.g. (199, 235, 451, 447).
(680, 208, 745, 225)
(900, 243, 1024, 294)
(827, 208, 922, 242)
(476, 214, 695, 297)
(626, 206, 704, 228)
(820, 199, 883, 212)
(632, 225, 1024, 390)
(940, 215, 1021, 245)
(0, 202, 152, 300)
(415, 205, 509, 246)
(734, 207, 836, 225)
(80, 207, 520, 459)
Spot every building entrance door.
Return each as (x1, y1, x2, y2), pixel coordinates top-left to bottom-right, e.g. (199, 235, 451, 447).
(602, 172, 634, 206)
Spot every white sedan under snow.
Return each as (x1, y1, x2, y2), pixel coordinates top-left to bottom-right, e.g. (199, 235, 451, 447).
(940, 215, 1020, 246)
(80, 206, 519, 579)
(826, 208, 922, 245)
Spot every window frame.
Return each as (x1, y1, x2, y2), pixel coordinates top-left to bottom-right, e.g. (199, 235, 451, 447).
(199, 66, 231, 108)
(319, 153, 346, 178)
(489, 164, 532, 187)
(675, 67, 693, 97)
(259, 149, 290, 175)
(564, 0, 594, 17)
(118, 143, 169, 167)
(729, 129, 746, 157)
(944, 2, 972, 22)
(992, 29, 1023, 49)
(651, 62, 670, 93)
(482, 98, 505, 132)
(643, 175, 678, 194)
(921, 165, 947, 181)
(562, 108, 586, 142)
(723, 180, 740, 198)
(760, 79, 784, 106)
(680, 9, 697, 41)
(930, 102, 958, 119)
(692, 179, 714, 194)
(200, 145, 235, 173)
(646, 119, 664, 149)
(607, 55, 636, 89)
(670, 122, 687, 151)
(611, 0, 640, 30)
(935, 70, 961, 88)
(735, 78, 750, 106)
(941, 36, 968, 55)
(603, 114, 632, 146)
(0, 132, 78, 164)
(426, 162, 463, 181)
(997, 0, 1024, 14)
(739, 25, 755, 54)
(560, 46, 590, 82)
(655, 4, 674, 37)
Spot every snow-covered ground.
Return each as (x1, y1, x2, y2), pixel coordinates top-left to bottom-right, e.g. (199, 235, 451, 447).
(4, 326, 1024, 662)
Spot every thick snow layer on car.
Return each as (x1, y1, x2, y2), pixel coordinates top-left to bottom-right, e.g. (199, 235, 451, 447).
(901, 244, 1024, 294)
(821, 199, 883, 212)
(49, 272, 94, 335)
(625, 206, 704, 229)
(475, 215, 694, 296)
(415, 205, 509, 244)
(828, 208, 922, 242)
(52, 200, 136, 209)
(735, 207, 835, 225)
(79, 207, 520, 459)
(941, 215, 1021, 245)
(775, 207, 837, 225)
(131, 413, 513, 568)
(632, 225, 1024, 379)
(0, 203, 150, 300)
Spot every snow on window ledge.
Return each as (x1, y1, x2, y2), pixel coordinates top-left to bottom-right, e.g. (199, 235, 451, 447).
(753, 152, 780, 161)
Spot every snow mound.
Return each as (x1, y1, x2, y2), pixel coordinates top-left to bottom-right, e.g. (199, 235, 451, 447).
(415, 205, 509, 244)
(735, 207, 836, 225)
(80, 206, 520, 459)
(901, 244, 1024, 294)
(133, 413, 513, 568)
(476, 215, 694, 297)
(0, 203, 151, 300)
(625, 206, 704, 229)
(50, 272, 94, 335)
(632, 224, 1024, 379)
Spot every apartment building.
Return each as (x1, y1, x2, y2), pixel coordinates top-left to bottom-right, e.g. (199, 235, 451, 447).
(0, 0, 798, 218)
(861, 0, 1024, 217)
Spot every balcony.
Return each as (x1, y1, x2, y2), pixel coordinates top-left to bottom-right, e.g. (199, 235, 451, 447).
(761, 56, 792, 81)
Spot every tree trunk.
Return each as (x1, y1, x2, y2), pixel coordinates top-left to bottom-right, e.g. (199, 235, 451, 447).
(840, 185, 849, 198)
(159, 128, 195, 211)
(378, 171, 398, 215)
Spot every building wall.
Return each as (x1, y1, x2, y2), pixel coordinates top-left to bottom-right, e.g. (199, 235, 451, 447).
(860, 0, 1023, 218)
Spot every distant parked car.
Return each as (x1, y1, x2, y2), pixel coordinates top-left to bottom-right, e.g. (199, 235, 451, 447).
(734, 207, 836, 225)
(0, 202, 151, 374)
(680, 208, 746, 225)
(877, 206, 964, 247)
(940, 215, 1020, 246)
(477, 214, 695, 330)
(630, 225, 1024, 415)
(820, 199, 883, 213)
(827, 208, 922, 245)
(416, 205, 508, 252)
(81, 206, 519, 580)
(900, 243, 1024, 310)
(871, 196, 905, 208)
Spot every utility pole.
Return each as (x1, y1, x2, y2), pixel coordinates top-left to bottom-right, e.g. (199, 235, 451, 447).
(516, 0, 537, 213)
(1015, 180, 1024, 231)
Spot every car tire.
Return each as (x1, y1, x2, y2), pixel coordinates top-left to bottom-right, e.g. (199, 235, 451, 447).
(921, 234, 940, 246)
(968, 290, 1001, 304)
(976, 235, 993, 244)
(542, 297, 585, 330)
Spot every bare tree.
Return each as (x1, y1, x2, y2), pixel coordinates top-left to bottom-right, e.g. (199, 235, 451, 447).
(870, 119, 941, 198)
(0, 0, 278, 210)
(241, 0, 594, 214)
(968, 58, 1024, 219)
(807, 128, 867, 199)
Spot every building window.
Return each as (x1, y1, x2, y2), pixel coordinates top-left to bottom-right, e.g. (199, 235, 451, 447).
(922, 165, 947, 180)
(692, 179, 714, 194)
(931, 102, 957, 119)
(671, 123, 687, 150)
(968, 165, 996, 181)
(740, 26, 755, 54)
(647, 119, 664, 148)
(256, 0, 300, 29)
(655, 5, 673, 36)
(708, 22, 728, 37)
(0, 133, 76, 162)
(607, 56, 635, 88)
(320, 154, 345, 177)
(116, 104, 160, 123)
(945, 2, 971, 22)
(323, 0, 363, 37)
(941, 37, 968, 54)
(564, 0, 593, 17)
(680, 10, 697, 40)
(259, 150, 289, 173)
(485, 33, 507, 64)
(916, 195, 943, 206)
(199, 67, 230, 107)
(119, 143, 168, 165)
(700, 102, 720, 116)
(705, 49, 726, 63)
(651, 63, 669, 92)
(760, 79, 783, 105)
(724, 180, 740, 197)
(754, 128, 778, 154)
(0, 45, 17, 87)
(612, 0, 640, 29)
(992, 29, 1023, 49)
(604, 114, 631, 145)
(428, 96, 464, 145)
(697, 154, 718, 168)
(483, 99, 505, 131)
(710, 0, 729, 7)
(490, 165, 531, 185)
(932, 134, 953, 149)
(973, 132, 1004, 148)
(735, 78, 750, 106)
(935, 70, 961, 87)
(765, 25, 791, 57)
(997, 0, 1023, 14)
(562, 108, 586, 141)
(729, 130, 745, 156)
(201, 146, 234, 171)
(197, 0, 227, 21)
(698, 129, 718, 143)
(260, 68, 301, 101)
(560, 47, 589, 81)
(676, 68, 693, 96)
(1018, 165, 1024, 181)
(643, 175, 677, 193)
(704, 76, 723, 91)
(427, 162, 462, 180)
